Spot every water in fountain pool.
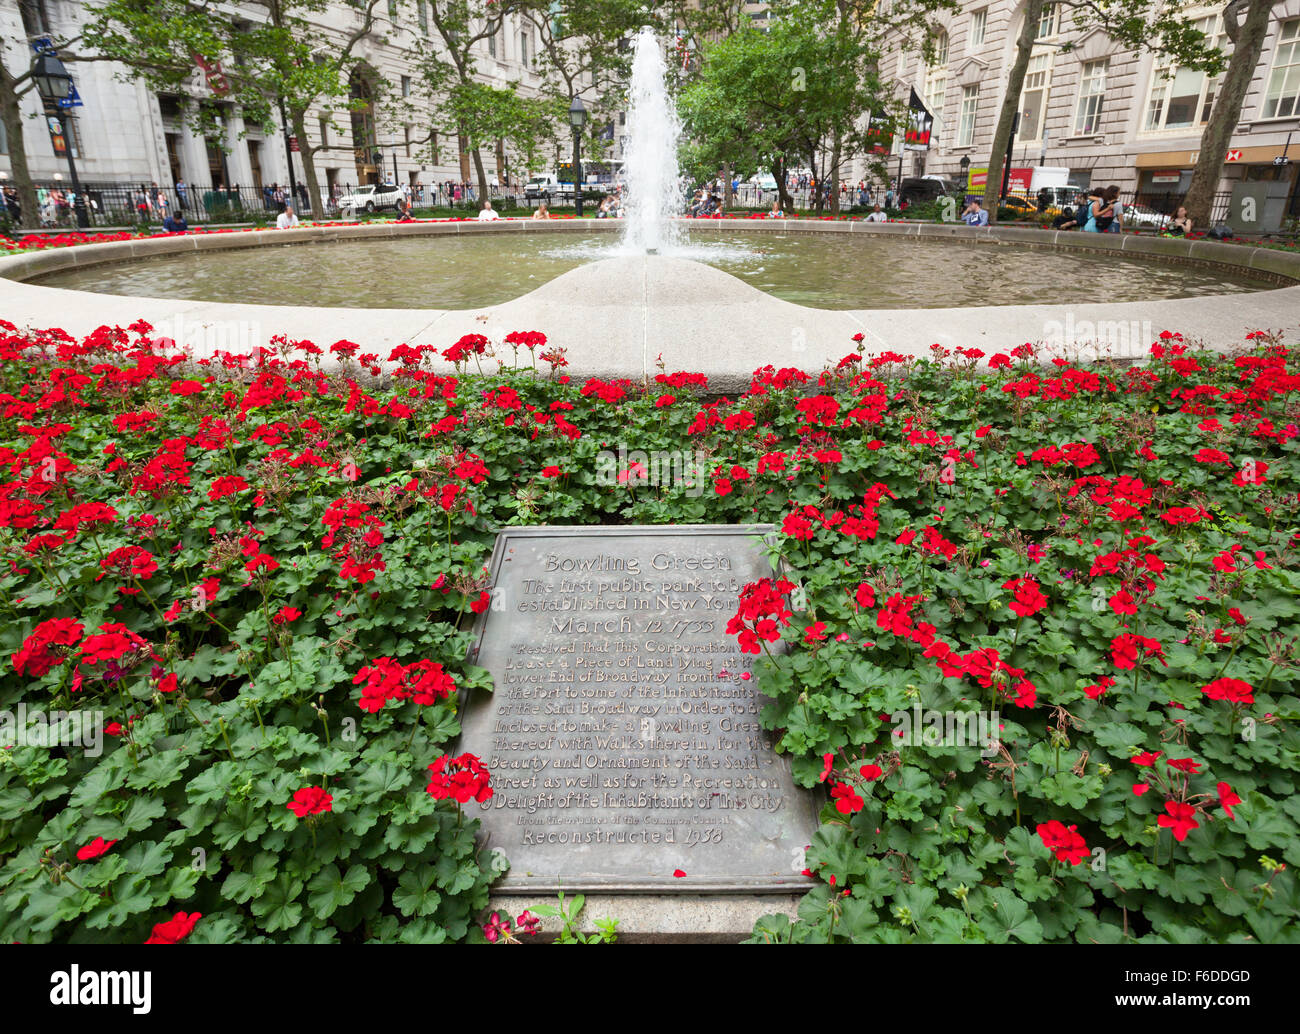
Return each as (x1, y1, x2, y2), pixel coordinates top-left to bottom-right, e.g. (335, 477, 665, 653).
(33, 231, 1269, 311)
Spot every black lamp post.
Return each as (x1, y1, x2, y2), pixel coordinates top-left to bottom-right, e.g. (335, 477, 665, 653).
(31, 51, 89, 228)
(569, 95, 586, 217)
(958, 155, 970, 214)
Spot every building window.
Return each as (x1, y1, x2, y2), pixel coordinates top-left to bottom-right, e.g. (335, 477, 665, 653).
(488, 28, 496, 58)
(405, 124, 412, 156)
(1075, 59, 1107, 134)
(970, 8, 987, 47)
(418, 1, 428, 34)
(958, 84, 978, 147)
(1143, 14, 1224, 131)
(0, 118, 7, 154)
(1038, 3, 1059, 39)
(519, 30, 528, 67)
(1264, 19, 1300, 119)
(924, 31, 948, 119)
(1019, 53, 1052, 142)
(387, 0, 397, 17)
(401, 75, 410, 97)
(319, 115, 329, 147)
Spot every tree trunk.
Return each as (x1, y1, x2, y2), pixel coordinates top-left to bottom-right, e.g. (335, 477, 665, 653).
(809, 147, 823, 214)
(982, 0, 1044, 223)
(1185, 0, 1273, 228)
(773, 158, 792, 213)
(722, 160, 732, 211)
(471, 145, 490, 209)
(827, 138, 842, 217)
(291, 108, 322, 218)
(0, 58, 39, 230)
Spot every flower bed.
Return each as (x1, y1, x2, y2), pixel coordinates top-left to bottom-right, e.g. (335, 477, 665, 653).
(1, 321, 1297, 944)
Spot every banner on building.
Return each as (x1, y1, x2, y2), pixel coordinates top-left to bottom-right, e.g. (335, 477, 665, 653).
(904, 87, 932, 151)
(864, 112, 894, 154)
(47, 115, 67, 156)
(191, 51, 231, 97)
(967, 166, 1033, 194)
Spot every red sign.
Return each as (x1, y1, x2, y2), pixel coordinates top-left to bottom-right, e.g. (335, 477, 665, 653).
(1225, 149, 1243, 162)
(191, 51, 230, 97)
(289, 137, 300, 152)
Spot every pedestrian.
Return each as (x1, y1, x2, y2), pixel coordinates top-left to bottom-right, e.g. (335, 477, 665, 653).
(176, 178, 188, 210)
(961, 198, 989, 227)
(3, 185, 19, 222)
(1163, 205, 1193, 237)
(1083, 185, 1119, 232)
(1053, 193, 1087, 230)
(884, 185, 895, 210)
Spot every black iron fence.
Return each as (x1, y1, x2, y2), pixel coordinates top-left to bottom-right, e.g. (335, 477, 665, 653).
(10, 180, 535, 229)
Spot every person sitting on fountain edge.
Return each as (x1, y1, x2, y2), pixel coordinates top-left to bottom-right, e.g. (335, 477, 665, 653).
(477, 200, 500, 221)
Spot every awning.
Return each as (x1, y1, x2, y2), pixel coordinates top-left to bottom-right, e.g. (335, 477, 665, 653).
(1135, 144, 1294, 168)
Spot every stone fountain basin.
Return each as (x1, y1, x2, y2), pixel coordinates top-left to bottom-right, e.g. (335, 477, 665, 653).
(2, 218, 1298, 391)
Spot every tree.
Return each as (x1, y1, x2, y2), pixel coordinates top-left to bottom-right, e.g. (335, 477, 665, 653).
(410, 0, 557, 203)
(981, 0, 1224, 221)
(1184, 0, 1274, 227)
(86, 0, 390, 216)
(516, 0, 649, 176)
(0, 2, 201, 228)
(678, 0, 949, 215)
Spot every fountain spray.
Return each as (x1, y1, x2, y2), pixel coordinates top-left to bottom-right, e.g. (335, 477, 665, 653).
(621, 27, 683, 255)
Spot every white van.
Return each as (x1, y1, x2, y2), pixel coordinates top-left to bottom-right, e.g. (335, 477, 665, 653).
(524, 174, 574, 201)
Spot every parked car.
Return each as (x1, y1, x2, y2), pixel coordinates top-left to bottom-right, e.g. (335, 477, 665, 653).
(1119, 202, 1168, 230)
(899, 177, 958, 204)
(336, 183, 403, 212)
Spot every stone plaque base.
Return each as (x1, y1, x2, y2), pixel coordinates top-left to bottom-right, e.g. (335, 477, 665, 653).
(488, 893, 802, 944)
(459, 525, 820, 897)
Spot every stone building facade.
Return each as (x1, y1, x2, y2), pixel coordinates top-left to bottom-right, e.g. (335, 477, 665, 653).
(0, 0, 586, 207)
(865, 0, 1300, 215)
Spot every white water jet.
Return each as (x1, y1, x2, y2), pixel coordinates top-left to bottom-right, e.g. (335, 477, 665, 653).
(621, 27, 684, 254)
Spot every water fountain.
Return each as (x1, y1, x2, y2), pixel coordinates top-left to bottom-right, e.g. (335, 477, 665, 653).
(620, 27, 683, 255)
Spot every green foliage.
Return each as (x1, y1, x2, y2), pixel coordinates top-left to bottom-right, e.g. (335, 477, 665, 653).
(0, 318, 1296, 946)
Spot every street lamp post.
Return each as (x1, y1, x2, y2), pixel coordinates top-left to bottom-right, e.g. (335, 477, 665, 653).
(958, 154, 970, 214)
(276, 96, 301, 214)
(569, 95, 586, 217)
(31, 51, 89, 229)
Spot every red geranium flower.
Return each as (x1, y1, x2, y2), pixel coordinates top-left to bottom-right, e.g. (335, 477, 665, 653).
(145, 911, 202, 944)
(830, 781, 864, 814)
(76, 837, 118, 861)
(1157, 800, 1200, 842)
(1202, 677, 1254, 705)
(287, 786, 333, 818)
(427, 752, 493, 804)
